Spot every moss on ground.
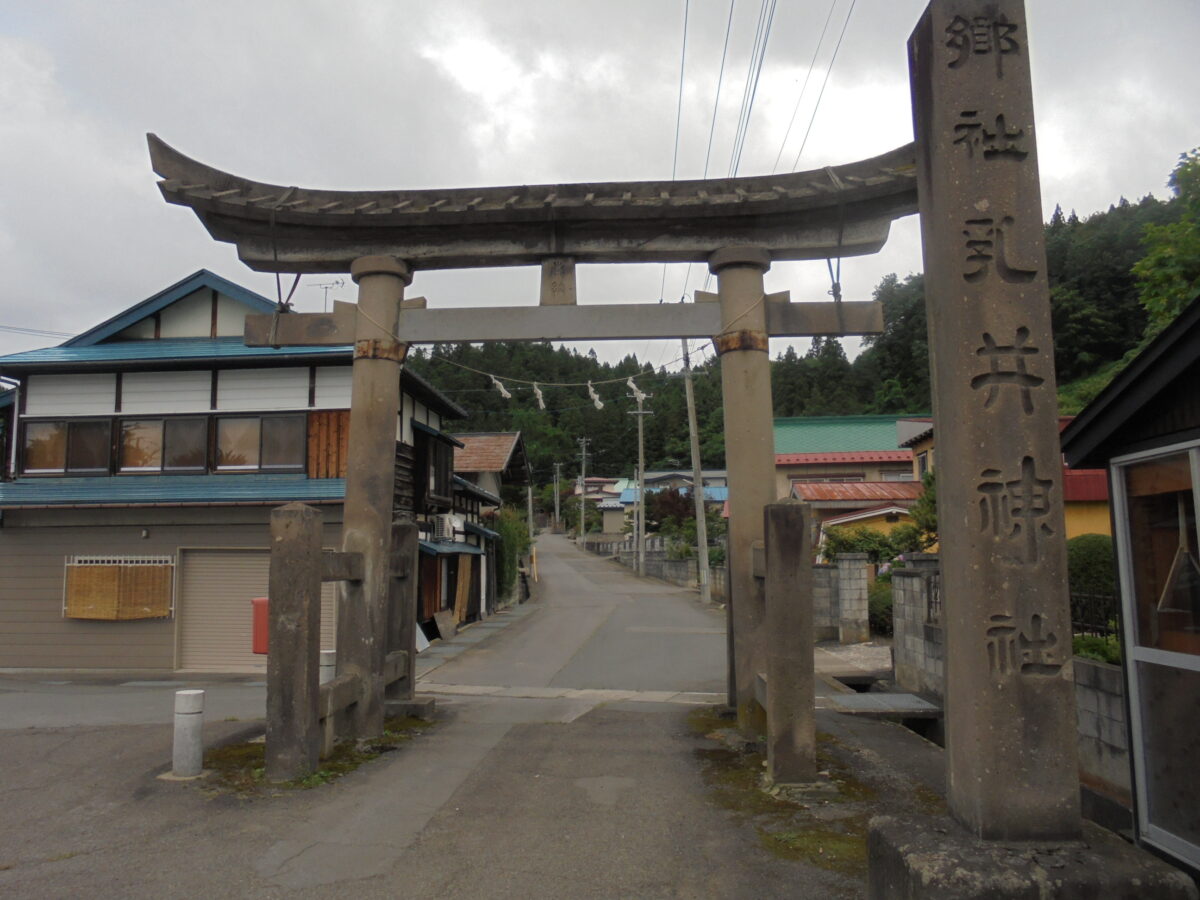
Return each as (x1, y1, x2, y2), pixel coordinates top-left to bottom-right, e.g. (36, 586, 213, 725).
(203, 716, 434, 796)
(691, 713, 943, 882)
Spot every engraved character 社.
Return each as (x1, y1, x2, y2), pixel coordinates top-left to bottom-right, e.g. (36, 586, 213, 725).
(953, 111, 1028, 160)
(978, 457, 1055, 564)
(945, 14, 1020, 77)
(962, 216, 1037, 284)
(986, 614, 1019, 675)
(970, 327, 1045, 414)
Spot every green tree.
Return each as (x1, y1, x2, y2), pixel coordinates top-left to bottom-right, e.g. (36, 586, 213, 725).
(909, 469, 937, 547)
(1134, 147, 1200, 337)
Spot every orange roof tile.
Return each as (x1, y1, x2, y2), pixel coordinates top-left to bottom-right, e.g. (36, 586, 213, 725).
(453, 432, 522, 473)
(790, 481, 925, 503)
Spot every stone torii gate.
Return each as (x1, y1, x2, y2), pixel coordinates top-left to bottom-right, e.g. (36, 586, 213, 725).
(147, 136, 916, 746)
(147, 1, 1196, 892)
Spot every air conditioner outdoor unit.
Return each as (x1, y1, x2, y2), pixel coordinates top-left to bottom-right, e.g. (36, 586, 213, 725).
(433, 514, 464, 542)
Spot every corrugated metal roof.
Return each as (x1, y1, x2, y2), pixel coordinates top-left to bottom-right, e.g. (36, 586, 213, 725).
(453, 475, 501, 506)
(790, 481, 925, 503)
(776, 450, 912, 464)
(419, 540, 484, 556)
(773, 415, 914, 454)
(0, 474, 345, 508)
(0, 337, 349, 370)
(464, 521, 500, 540)
(822, 504, 913, 527)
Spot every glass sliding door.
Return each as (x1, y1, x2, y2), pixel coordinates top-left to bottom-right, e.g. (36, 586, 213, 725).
(1112, 441, 1200, 869)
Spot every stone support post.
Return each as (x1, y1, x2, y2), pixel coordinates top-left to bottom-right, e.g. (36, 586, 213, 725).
(385, 520, 420, 702)
(909, 0, 1078, 840)
(711, 246, 776, 734)
(265, 502, 323, 781)
(337, 255, 410, 739)
(765, 501, 816, 784)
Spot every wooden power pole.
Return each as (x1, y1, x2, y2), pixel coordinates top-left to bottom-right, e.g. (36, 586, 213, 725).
(681, 338, 711, 606)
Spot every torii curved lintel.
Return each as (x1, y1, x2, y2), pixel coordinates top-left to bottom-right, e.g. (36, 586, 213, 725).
(148, 134, 918, 274)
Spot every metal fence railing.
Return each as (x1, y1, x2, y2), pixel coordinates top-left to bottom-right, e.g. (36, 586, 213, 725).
(1071, 592, 1120, 638)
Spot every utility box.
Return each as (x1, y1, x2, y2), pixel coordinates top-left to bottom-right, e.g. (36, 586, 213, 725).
(251, 596, 269, 654)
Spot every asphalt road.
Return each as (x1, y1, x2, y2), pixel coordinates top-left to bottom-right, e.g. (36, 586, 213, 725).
(0, 533, 864, 898)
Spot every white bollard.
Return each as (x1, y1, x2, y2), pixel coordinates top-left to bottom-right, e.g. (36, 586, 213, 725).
(319, 650, 336, 685)
(172, 689, 205, 777)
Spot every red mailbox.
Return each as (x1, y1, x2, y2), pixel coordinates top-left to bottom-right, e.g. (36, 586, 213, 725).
(251, 596, 269, 654)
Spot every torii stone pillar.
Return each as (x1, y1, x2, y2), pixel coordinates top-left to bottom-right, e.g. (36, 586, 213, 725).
(711, 246, 776, 733)
(337, 255, 410, 739)
(908, 0, 1080, 842)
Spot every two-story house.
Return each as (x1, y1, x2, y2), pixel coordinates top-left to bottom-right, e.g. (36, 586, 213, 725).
(0, 270, 491, 672)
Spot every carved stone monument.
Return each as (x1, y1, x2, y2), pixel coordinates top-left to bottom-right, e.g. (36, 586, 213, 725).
(868, 1, 1198, 894)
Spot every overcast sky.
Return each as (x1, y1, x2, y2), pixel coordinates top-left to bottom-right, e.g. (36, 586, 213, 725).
(2, 0, 1197, 371)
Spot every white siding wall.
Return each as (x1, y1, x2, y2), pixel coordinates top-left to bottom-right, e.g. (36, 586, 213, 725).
(158, 290, 213, 338)
(25, 374, 116, 416)
(214, 294, 249, 337)
(116, 319, 155, 339)
(217, 368, 308, 411)
(314, 366, 352, 408)
(122, 371, 212, 414)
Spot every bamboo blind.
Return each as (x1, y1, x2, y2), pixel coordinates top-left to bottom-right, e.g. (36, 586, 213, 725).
(64, 556, 174, 620)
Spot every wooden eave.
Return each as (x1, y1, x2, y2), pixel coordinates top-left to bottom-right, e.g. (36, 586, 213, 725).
(149, 135, 919, 273)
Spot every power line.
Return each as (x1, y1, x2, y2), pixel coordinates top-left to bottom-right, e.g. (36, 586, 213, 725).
(728, 0, 778, 178)
(772, 0, 839, 174)
(0, 324, 76, 338)
(790, 0, 857, 172)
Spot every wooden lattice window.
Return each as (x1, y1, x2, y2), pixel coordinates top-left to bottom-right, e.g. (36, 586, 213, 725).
(63, 556, 175, 620)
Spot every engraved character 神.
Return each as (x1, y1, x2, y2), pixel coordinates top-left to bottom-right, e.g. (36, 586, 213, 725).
(977, 457, 1055, 563)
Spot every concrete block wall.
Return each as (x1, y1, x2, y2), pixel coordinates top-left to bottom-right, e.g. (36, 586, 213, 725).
(835, 553, 871, 644)
(812, 565, 839, 641)
(891, 567, 944, 700)
(1073, 658, 1131, 805)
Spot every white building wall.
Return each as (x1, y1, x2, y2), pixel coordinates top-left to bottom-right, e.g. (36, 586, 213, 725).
(158, 290, 213, 338)
(214, 294, 250, 337)
(313, 366, 352, 408)
(121, 371, 211, 414)
(25, 374, 116, 416)
(217, 368, 308, 411)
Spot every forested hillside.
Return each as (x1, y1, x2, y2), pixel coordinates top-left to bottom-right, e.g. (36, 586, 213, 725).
(407, 150, 1200, 484)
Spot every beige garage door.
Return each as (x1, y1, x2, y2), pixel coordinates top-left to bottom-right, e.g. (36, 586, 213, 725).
(178, 549, 336, 672)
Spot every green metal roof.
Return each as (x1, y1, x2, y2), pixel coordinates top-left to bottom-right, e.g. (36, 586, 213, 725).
(419, 540, 484, 556)
(0, 474, 345, 508)
(773, 415, 913, 454)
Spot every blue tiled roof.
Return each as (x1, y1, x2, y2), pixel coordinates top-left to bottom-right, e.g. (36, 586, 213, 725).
(0, 474, 345, 508)
(0, 338, 350, 371)
(618, 485, 728, 504)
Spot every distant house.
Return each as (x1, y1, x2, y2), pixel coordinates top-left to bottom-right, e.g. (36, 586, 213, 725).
(1061, 293, 1200, 873)
(773, 415, 917, 498)
(0, 270, 491, 672)
(451, 431, 531, 503)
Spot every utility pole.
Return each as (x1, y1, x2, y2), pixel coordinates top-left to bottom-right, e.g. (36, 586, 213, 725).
(553, 462, 562, 530)
(628, 390, 653, 577)
(577, 438, 590, 543)
(526, 485, 534, 542)
(681, 338, 711, 605)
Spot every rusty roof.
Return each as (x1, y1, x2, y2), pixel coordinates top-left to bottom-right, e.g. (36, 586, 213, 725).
(452, 432, 524, 475)
(790, 482, 925, 503)
(776, 450, 912, 465)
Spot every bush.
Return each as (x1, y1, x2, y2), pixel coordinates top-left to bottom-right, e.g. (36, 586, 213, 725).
(1067, 533, 1116, 598)
(868, 579, 894, 637)
(494, 507, 531, 601)
(1073, 633, 1121, 665)
(823, 525, 898, 564)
